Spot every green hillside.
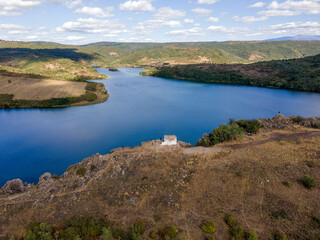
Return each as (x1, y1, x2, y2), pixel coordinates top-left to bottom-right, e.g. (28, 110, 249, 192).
(1, 40, 320, 81)
(144, 54, 320, 92)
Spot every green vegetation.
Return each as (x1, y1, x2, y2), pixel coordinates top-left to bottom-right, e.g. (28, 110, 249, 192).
(200, 220, 216, 234)
(51, 174, 60, 180)
(282, 181, 291, 187)
(146, 53, 320, 93)
(0, 80, 107, 109)
(0, 91, 98, 109)
(85, 82, 97, 91)
(196, 122, 245, 146)
(245, 231, 258, 240)
(225, 215, 258, 240)
(273, 230, 288, 240)
(236, 119, 260, 133)
(158, 224, 179, 240)
(131, 219, 145, 236)
(149, 230, 157, 239)
(272, 210, 287, 219)
(2, 40, 320, 82)
(302, 175, 316, 189)
(76, 167, 86, 176)
(102, 227, 112, 240)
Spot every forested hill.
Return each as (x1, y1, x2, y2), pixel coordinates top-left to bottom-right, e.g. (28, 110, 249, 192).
(145, 54, 320, 93)
(1, 40, 320, 81)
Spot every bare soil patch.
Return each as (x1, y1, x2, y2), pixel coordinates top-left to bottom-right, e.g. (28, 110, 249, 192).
(0, 76, 86, 100)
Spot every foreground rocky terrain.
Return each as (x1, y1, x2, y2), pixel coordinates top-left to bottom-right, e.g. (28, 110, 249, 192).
(1, 115, 320, 239)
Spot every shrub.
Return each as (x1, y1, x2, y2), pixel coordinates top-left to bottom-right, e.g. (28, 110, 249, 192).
(90, 165, 96, 171)
(312, 216, 320, 227)
(225, 215, 236, 227)
(292, 116, 304, 124)
(200, 220, 216, 234)
(245, 231, 258, 240)
(209, 123, 245, 145)
(149, 230, 157, 239)
(230, 225, 244, 239)
(85, 82, 97, 91)
(102, 227, 112, 240)
(51, 174, 60, 180)
(282, 181, 291, 187)
(206, 236, 215, 240)
(158, 224, 178, 240)
(62, 216, 108, 238)
(302, 175, 316, 189)
(25, 222, 53, 240)
(132, 219, 145, 235)
(83, 92, 98, 102)
(25, 230, 37, 240)
(76, 167, 86, 176)
(273, 230, 287, 240)
(236, 119, 260, 133)
(272, 210, 287, 219)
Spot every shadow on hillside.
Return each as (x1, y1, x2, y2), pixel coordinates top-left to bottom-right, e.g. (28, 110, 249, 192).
(0, 48, 94, 62)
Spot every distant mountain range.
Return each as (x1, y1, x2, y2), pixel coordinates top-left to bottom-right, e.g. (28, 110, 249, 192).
(266, 35, 320, 41)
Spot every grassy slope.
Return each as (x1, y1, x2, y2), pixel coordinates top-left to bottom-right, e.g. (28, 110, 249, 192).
(145, 53, 320, 92)
(0, 121, 319, 239)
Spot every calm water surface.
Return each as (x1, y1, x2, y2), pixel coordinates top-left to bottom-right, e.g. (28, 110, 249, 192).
(1, 67, 320, 186)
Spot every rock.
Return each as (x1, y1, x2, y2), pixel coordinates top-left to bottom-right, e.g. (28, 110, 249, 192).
(0, 179, 26, 195)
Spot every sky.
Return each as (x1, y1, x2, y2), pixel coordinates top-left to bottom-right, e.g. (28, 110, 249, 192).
(0, 0, 320, 44)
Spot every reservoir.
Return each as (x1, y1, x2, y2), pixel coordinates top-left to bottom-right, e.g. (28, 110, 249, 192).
(1, 67, 320, 186)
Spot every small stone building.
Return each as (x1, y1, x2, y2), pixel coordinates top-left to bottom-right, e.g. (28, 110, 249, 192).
(161, 135, 177, 146)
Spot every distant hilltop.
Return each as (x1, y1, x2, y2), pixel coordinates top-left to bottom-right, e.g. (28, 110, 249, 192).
(266, 35, 320, 41)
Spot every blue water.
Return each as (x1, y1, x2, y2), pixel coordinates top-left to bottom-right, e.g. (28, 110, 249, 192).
(1, 67, 320, 186)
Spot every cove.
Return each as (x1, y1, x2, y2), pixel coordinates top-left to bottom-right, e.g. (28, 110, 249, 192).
(1, 67, 320, 186)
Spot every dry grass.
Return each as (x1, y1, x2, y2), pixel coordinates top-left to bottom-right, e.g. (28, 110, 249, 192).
(0, 76, 86, 100)
(0, 128, 319, 239)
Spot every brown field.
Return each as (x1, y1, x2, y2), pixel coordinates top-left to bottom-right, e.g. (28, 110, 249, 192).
(0, 76, 86, 100)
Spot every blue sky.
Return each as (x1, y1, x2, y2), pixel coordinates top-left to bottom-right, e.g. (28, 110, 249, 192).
(0, 0, 320, 44)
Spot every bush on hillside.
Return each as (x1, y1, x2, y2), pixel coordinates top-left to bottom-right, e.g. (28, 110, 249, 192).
(209, 123, 244, 145)
(302, 175, 316, 189)
(236, 119, 260, 133)
(200, 220, 216, 234)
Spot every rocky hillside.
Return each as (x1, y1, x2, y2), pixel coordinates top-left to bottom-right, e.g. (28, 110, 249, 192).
(1, 116, 320, 240)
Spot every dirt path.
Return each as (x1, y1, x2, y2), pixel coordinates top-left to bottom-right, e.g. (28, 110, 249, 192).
(182, 131, 320, 154)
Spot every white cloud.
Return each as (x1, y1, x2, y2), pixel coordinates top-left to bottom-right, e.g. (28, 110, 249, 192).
(0, 0, 41, 16)
(166, 28, 204, 37)
(65, 0, 82, 9)
(154, 7, 186, 19)
(132, 19, 182, 35)
(184, 18, 194, 24)
(191, 7, 212, 15)
(57, 18, 126, 34)
(75, 6, 113, 18)
(25, 35, 38, 40)
(66, 35, 85, 40)
(0, 23, 29, 31)
(255, 21, 320, 36)
(207, 17, 219, 22)
(119, 0, 154, 12)
(207, 25, 248, 33)
(258, 9, 300, 16)
(8, 30, 29, 34)
(197, 0, 219, 4)
(233, 15, 268, 23)
(249, 2, 266, 8)
(268, 0, 320, 14)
